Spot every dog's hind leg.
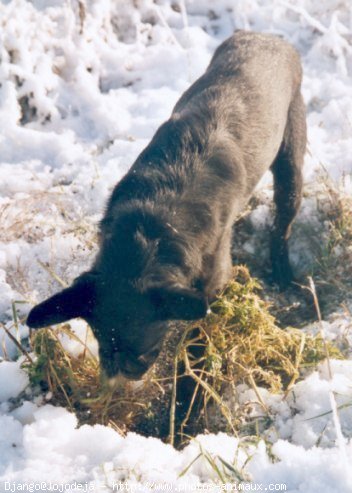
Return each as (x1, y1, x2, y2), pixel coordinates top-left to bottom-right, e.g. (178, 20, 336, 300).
(270, 91, 307, 289)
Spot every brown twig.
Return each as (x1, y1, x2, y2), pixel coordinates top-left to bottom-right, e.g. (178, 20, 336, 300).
(0, 322, 33, 364)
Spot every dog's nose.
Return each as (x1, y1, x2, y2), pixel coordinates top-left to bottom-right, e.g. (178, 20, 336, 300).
(105, 372, 144, 391)
(105, 371, 128, 389)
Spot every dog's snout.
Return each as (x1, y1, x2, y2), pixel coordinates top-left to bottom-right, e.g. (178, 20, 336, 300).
(106, 372, 128, 389)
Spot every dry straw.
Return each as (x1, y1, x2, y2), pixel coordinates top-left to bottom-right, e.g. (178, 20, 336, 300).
(25, 266, 340, 443)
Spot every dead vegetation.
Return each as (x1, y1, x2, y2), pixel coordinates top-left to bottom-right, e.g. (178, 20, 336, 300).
(21, 266, 341, 446)
(313, 184, 352, 294)
(0, 190, 98, 245)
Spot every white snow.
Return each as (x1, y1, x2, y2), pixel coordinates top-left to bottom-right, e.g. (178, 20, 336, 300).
(0, 358, 28, 402)
(1, 0, 352, 491)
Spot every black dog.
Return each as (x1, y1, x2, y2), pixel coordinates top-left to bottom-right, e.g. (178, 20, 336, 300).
(27, 31, 306, 382)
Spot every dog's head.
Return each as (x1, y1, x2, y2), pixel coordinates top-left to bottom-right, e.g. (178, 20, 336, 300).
(28, 206, 209, 380)
(27, 270, 207, 381)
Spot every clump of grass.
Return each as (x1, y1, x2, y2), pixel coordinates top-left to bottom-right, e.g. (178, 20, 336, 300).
(25, 266, 341, 443)
(197, 267, 340, 388)
(315, 189, 352, 289)
(25, 326, 157, 434)
(171, 266, 342, 441)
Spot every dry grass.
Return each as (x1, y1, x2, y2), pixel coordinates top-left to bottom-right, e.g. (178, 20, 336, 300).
(24, 324, 162, 435)
(24, 266, 341, 444)
(0, 190, 98, 246)
(170, 266, 342, 442)
(314, 186, 352, 289)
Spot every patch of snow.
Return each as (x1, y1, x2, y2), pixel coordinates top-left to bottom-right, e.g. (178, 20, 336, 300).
(0, 359, 29, 401)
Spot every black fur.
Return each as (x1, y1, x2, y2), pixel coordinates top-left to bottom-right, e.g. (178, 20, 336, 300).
(27, 31, 306, 380)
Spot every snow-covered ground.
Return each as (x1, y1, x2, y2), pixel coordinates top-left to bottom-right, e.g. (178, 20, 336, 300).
(1, 0, 352, 491)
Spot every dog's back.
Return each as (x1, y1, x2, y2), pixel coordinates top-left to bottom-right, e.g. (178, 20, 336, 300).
(173, 31, 302, 197)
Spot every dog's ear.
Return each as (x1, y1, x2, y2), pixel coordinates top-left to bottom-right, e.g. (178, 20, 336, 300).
(149, 285, 208, 321)
(27, 273, 96, 329)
